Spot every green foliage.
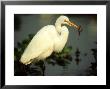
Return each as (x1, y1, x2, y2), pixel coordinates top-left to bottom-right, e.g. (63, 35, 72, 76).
(47, 46, 72, 66)
(14, 33, 35, 61)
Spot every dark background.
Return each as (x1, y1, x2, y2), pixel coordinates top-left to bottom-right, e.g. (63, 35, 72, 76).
(14, 14, 97, 76)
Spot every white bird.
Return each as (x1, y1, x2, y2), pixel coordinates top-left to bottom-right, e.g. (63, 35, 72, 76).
(20, 15, 81, 65)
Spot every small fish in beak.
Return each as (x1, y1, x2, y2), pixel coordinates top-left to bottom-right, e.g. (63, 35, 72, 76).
(64, 19, 83, 38)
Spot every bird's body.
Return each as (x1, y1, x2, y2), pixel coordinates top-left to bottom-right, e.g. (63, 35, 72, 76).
(20, 15, 80, 65)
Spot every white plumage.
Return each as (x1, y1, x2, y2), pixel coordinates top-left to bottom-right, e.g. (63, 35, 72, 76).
(20, 15, 80, 65)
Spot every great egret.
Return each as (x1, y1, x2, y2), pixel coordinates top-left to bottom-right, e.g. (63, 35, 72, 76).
(20, 15, 81, 65)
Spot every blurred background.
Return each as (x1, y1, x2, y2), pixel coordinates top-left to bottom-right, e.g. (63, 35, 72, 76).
(14, 14, 97, 76)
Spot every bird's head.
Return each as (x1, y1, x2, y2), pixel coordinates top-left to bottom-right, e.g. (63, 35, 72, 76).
(56, 15, 82, 31)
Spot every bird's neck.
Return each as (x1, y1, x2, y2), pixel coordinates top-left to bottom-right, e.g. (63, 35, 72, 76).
(55, 22, 62, 34)
(54, 25, 69, 53)
(60, 26, 69, 42)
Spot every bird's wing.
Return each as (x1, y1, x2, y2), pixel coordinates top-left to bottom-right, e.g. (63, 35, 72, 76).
(20, 25, 56, 64)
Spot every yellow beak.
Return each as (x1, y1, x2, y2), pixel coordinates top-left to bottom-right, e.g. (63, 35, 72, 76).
(64, 20, 81, 31)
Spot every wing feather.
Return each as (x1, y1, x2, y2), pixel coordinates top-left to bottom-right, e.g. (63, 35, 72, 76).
(20, 25, 56, 64)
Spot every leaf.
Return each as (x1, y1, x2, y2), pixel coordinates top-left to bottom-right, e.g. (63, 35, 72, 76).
(62, 46, 72, 53)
